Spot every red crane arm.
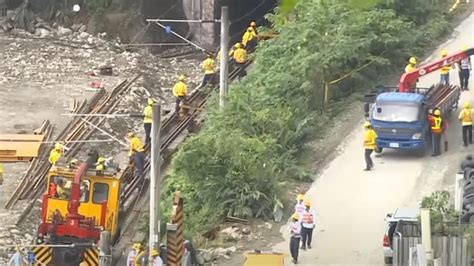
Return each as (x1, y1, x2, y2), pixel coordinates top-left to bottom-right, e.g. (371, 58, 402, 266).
(399, 48, 474, 92)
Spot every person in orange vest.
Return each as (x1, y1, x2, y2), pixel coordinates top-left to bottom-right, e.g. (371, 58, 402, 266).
(363, 121, 377, 171)
(300, 199, 316, 250)
(459, 102, 473, 147)
(440, 50, 453, 85)
(429, 108, 443, 156)
(294, 194, 305, 216)
(289, 212, 302, 264)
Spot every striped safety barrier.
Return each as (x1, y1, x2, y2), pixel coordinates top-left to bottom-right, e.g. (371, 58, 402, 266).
(167, 191, 185, 266)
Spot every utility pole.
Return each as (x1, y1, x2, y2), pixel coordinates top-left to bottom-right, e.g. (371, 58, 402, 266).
(219, 6, 229, 110)
(149, 103, 162, 265)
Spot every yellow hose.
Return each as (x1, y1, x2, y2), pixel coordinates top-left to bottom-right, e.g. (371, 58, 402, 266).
(450, 0, 461, 12)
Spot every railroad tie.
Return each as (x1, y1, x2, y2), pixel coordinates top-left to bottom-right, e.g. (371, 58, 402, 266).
(167, 191, 185, 266)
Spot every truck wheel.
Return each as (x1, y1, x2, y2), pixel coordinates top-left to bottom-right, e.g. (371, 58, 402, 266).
(384, 256, 393, 264)
(375, 147, 383, 154)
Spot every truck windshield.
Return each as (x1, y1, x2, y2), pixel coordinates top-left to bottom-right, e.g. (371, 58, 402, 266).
(373, 102, 420, 122)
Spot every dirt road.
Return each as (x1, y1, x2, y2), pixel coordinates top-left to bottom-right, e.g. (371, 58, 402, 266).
(271, 11, 474, 266)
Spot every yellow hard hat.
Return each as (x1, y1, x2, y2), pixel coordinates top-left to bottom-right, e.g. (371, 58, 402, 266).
(291, 212, 300, 220)
(250, 21, 257, 27)
(463, 45, 469, 51)
(178, 75, 186, 81)
(364, 121, 371, 128)
(98, 157, 106, 163)
(296, 194, 304, 201)
(441, 49, 448, 57)
(465, 102, 471, 109)
(151, 249, 160, 256)
(148, 98, 157, 105)
(127, 132, 135, 138)
(434, 109, 441, 116)
(304, 199, 312, 207)
(235, 43, 241, 49)
(55, 143, 63, 150)
(409, 57, 417, 64)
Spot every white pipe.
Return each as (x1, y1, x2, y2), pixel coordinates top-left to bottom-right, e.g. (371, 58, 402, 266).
(153, 21, 206, 51)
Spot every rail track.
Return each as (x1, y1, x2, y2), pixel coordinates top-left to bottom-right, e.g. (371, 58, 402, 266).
(6, 53, 252, 260)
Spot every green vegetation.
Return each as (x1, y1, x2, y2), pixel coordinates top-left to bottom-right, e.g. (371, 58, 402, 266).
(164, 0, 455, 237)
(421, 191, 461, 236)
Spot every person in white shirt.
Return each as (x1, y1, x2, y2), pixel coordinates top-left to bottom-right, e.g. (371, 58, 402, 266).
(150, 249, 163, 266)
(289, 212, 302, 264)
(300, 199, 316, 250)
(294, 194, 305, 216)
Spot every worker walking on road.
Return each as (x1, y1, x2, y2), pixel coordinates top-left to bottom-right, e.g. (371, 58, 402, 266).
(363, 121, 377, 171)
(233, 43, 248, 80)
(143, 98, 156, 145)
(202, 53, 217, 87)
(151, 249, 163, 266)
(289, 212, 302, 264)
(459, 102, 473, 147)
(127, 243, 142, 266)
(457, 47, 472, 91)
(294, 194, 305, 217)
(440, 50, 452, 85)
(172, 75, 188, 115)
(127, 132, 145, 179)
(49, 142, 64, 166)
(429, 109, 444, 156)
(300, 199, 316, 250)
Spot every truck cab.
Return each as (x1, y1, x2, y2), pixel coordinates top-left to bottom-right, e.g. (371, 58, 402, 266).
(370, 92, 429, 153)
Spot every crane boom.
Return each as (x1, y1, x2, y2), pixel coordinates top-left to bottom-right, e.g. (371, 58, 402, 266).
(399, 48, 474, 92)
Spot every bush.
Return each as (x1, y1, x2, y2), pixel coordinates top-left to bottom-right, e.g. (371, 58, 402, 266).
(166, 0, 457, 236)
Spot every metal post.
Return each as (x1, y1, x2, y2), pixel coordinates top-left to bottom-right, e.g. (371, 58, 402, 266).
(219, 6, 229, 110)
(149, 103, 162, 265)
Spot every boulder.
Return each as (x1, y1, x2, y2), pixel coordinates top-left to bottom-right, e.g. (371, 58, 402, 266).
(57, 26, 72, 36)
(34, 28, 50, 38)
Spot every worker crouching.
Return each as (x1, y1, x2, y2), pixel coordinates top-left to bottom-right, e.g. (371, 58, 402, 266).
(172, 75, 188, 115)
(233, 43, 248, 80)
(363, 121, 377, 171)
(127, 132, 145, 179)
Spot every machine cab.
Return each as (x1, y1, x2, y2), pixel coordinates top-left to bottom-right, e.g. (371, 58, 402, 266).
(43, 165, 122, 239)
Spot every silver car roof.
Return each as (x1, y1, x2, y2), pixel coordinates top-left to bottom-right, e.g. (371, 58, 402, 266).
(391, 207, 420, 222)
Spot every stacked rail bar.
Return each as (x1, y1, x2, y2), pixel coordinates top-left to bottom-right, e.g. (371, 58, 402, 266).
(7, 77, 139, 218)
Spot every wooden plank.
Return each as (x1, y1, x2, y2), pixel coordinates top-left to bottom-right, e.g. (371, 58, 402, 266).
(462, 238, 467, 266)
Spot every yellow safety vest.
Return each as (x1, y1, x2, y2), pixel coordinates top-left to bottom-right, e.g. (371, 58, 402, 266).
(459, 109, 473, 126)
(172, 81, 188, 97)
(143, 105, 153, 124)
(440, 64, 451, 74)
(431, 117, 442, 133)
(202, 58, 216, 74)
(364, 129, 377, 150)
(405, 64, 416, 73)
(130, 136, 145, 155)
(49, 149, 62, 165)
(233, 48, 248, 64)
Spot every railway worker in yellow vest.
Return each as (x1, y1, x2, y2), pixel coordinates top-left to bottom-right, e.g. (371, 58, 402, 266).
(96, 156, 107, 173)
(49, 142, 64, 166)
(202, 53, 217, 87)
(459, 102, 474, 147)
(405, 57, 417, 73)
(151, 249, 163, 266)
(143, 98, 157, 145)
(429, 109, 444, 157)
(172, 75, 188, 115)
(363, 121, 377, 171)
(300, 199, 316, 250)
(242, 27, 258, 51)
(440, 50, 453, 85)
(127, 243, 142, 266)
(127, 132, 145, 179)
(289, 212, 302, 264)
(294, 194, 305, 217)
(233, 43, 248, 80)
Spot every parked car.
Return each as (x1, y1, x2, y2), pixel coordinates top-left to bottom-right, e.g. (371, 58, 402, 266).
(383, 207, 421, 264)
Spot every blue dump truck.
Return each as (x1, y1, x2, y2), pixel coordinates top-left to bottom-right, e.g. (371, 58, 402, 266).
(365, 84, 460, 155)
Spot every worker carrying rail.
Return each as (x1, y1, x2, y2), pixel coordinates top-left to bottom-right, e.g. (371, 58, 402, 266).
(233, 43, 248, 80)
